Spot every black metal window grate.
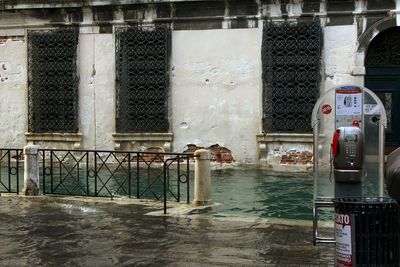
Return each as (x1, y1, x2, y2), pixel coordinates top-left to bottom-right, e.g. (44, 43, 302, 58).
(262, 21, 321, 132)
(28, 28, 79, 133)
(115, 26, 170, 133)
(365, 27, 400, 66)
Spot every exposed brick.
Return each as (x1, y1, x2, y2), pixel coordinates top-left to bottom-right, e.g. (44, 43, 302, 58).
(183, 144, 235, 164)
(280, 150, 313, 165)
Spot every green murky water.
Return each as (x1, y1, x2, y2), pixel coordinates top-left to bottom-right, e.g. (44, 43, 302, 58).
(2, 165, 385, 221)
(210, 168, 314, 221)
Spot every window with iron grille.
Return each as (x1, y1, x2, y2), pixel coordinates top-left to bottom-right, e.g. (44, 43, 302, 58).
(27, 28, 79, 133)
(115, 26, 170, 133)
(262, 21, 321, 132)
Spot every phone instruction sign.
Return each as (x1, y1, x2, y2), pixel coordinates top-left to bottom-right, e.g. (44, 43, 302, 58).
(335, 212, 354, 267)
(336, 86, 363, 116)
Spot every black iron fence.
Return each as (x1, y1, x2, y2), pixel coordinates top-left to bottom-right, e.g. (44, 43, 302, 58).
(39, 149, 193, 213)
(0, 148, 194, 213)
(0, 149, 23, 194)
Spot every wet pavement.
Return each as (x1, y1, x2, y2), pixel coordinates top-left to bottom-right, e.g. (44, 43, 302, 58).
(0, 196, 334, 266)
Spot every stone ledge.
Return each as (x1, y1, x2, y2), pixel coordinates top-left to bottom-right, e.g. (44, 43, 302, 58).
(257, 133, 313, 143)
(25, 132, 82, 142)
(112, 133, 173, 142)
(25, 132, 82, 149)
(351, 66, 366, 76)
(112, 132, 173, 151)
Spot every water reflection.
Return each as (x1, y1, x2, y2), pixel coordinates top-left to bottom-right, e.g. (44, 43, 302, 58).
(0, 196, 333, 266)
(211, 169, 314, 220)
(210, 167, 387, 221)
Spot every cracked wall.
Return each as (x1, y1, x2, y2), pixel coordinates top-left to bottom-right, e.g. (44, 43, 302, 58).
(171, 29, 261, 164)
(0, 1, 397, 167)
(0, 36, 27, 148)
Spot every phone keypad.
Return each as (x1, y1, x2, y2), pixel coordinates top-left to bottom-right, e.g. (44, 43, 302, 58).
(345, 144, 357, 155)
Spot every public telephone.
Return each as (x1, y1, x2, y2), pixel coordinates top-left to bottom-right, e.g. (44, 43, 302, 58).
(332, 126, 364, 183)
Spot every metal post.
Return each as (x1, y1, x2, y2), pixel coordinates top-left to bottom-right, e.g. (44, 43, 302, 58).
(163, 162, 167, 214)
(379, 123, 385, 197)
(23, 145, 40, 196)
(42, 150, 46, 195)
(312, 123, 319, 245)
(193, 149, 212, 206)
(313, 122, 319, 202)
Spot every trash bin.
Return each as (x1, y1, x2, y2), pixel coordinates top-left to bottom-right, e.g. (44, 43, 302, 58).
(333, 197, 400, 267)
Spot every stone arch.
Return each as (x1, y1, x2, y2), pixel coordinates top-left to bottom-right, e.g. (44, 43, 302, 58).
(364, 23, 400, 149)
(353, 16, 396, 75)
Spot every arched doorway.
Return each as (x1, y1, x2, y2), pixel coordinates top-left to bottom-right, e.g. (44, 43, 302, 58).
(365, 27, 400, 153)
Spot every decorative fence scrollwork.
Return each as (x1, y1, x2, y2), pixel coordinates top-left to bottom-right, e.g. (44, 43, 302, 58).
(0, 149, 23, 193)
(0, 147, 192, 213)
(262, 21, 321, 132)
(27, 28, 79, 133)
(40, 149, 192, 213)
(115, 26, 171, 133)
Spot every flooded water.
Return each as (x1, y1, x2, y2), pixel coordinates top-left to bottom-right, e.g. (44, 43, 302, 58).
(210, 168, 314, 221)
(1, 166, 317, 221)
(1, 166, 329, 222)
(0, 196, 334, 266)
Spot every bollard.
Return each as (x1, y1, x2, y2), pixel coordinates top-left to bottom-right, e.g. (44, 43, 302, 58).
(193, 149, 212, 206)
(23, 145, 40, 196)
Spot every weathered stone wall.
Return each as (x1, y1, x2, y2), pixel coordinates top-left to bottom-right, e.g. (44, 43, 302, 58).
(0, 0, 398, 168)
(324, 25, 360, 89)
(0, 35, 27, 148)
(171, 29, 261, 163)
(78, 33, 116, 150)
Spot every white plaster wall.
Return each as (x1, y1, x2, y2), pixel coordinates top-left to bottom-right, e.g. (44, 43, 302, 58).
(93, 34, 115, 150)
(79, 33, 115, 150)
(79, 34, 96, 148)
(323, 25, 362, 90)
(0, 38, 27, 148)
(171, 29, 261, 163)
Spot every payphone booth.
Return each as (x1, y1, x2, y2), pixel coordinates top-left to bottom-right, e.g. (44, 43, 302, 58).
(311, 85, 387, 245)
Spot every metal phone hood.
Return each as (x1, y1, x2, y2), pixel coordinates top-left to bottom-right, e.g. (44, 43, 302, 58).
(386, 147, 400, 202)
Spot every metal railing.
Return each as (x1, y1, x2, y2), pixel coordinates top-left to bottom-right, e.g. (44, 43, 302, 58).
(39, 149, 194, 213)
(0, 149, 23, 194)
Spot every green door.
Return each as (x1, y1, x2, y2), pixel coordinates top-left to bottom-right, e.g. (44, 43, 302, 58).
(365, 27, 400, 152)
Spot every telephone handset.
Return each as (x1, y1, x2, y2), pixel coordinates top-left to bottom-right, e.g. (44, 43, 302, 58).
(332, 126, 364, 183)
(332, 130, 340, 157)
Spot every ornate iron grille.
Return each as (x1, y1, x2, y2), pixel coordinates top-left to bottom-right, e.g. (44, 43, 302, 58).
(115, 26, 170, 133)
(27, 28, 79, 133)
(262, 21, 321, 132)
(365, 27, 400, 66)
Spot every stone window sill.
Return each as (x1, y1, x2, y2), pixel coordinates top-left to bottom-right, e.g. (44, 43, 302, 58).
(25, 132, 82, 148)
(257, 133, 313, 143)
(112, 133, 173, 151)
(113, 133, 173, 142)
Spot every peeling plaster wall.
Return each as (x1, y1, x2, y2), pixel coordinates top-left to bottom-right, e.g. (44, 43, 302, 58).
(0, 37, 27, 148)
(79, 32, 116, 150)
(0, 1, 398, 167)
(79, 34, 96, 149)
(171, 29, 261, 163)
(323, 25, 362, 90)
(93, 34, 116, 150)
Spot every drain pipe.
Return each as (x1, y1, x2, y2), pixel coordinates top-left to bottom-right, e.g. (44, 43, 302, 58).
(193, 149, 212, 206)
(23, 145, 40, 196)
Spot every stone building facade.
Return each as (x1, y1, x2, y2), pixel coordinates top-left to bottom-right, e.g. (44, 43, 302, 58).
(0, 0, 399, 170)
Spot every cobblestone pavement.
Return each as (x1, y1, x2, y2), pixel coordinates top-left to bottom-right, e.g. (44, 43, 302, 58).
(0, 196, 334, 266)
